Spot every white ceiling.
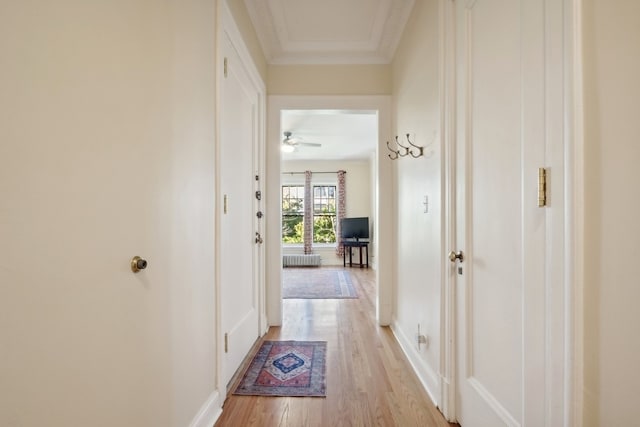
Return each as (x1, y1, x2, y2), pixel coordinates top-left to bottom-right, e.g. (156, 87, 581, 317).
(281, 110, 378, 161)
(244, 0, 415, 64)
(248, 2, 413, 162)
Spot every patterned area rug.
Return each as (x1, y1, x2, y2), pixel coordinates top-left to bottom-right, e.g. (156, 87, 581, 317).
(233, 341, 327, 397)
(282, 268, 358, 299)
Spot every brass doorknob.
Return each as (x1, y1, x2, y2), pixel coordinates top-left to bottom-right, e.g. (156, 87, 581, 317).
(448, 251, 464, 263)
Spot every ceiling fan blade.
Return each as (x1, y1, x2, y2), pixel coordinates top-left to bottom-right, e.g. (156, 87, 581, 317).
(282, 131, 321, 149)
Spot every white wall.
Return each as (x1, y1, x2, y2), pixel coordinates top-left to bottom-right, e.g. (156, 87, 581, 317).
(389, 0, 442, 402)
(0, 1, 219, 426)
(268, 64, 392, 95)
(282, 159, 373, 266)
(226, 0, 267, 82)
(582, 0, 640, 424)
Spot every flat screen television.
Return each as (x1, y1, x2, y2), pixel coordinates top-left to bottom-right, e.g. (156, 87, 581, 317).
(340, 217, 369, 240)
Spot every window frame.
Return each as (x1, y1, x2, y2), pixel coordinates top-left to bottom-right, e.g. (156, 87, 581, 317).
(281, 185, 305, 244)
(311, 184, 337, 244)
(280, 179, 338, 246)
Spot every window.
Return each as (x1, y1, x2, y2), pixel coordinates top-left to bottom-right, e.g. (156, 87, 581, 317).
(313, 185, 336, 243)
(282, 185, 304, 243)
(281, 184, 337, 244)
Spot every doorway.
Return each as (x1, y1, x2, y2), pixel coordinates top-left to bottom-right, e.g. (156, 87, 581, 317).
(265, 96, 393, 327)
(280, 109, 377, 271)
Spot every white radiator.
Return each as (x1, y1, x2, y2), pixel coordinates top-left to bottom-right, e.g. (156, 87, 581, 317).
(283, 254, 322, 267)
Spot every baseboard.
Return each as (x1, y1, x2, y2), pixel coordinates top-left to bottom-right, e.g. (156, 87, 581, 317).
(390, 320, 441, 408)
(189, 390, 223, 427)
(226, 336, 264, 395)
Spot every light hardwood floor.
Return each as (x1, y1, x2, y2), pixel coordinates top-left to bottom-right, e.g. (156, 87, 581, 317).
(214, 267, 457, 427)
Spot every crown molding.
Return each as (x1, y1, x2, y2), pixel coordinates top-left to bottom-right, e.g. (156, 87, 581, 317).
(244, 0, 415, 65)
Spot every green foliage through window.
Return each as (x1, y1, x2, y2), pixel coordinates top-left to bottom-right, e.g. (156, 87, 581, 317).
(312, 186, 336, 243)
(281, 185, 337, 244)
(282, 185, 304, 243)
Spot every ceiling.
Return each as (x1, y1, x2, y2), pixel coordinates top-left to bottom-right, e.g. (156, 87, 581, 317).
(244, 0, 415, 65)
(246, 1, 414, 162)
(281, 110, 378, 161)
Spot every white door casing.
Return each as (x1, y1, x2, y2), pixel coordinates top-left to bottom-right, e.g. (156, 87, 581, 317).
(450, 0, 566, 425)
(217, 4, 266, 390)
(264, 96, 393, 327)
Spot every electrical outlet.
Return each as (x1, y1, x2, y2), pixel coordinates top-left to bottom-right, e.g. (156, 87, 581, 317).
(420, 335, 429, 349)
(416, 324, 429, 350)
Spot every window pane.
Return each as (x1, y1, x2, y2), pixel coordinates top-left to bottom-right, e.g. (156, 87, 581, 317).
(313, 215, 336, 243)
(282, 215, 303, 243)
(312, 185, 336, 243)
(282, 185, 304, 243)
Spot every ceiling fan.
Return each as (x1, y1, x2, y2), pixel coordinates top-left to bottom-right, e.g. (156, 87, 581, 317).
(282, 131, 321, 152)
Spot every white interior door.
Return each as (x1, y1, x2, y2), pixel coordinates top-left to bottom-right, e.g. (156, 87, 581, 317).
(219, 32, 261, 388)
(453, 0, 553, 425)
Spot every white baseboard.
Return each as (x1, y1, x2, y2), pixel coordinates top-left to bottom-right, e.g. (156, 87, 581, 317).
(390, 320, 440, 408)
(189, 390, 223, 427)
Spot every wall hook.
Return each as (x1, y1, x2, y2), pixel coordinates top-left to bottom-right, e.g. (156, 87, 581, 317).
(395, 135, 410, 157)
(386, 140, 399, 160)
(386, 133, 425, 160)
(406, 134, 424, 158)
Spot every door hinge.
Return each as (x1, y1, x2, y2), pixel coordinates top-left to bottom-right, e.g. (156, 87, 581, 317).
(538, 167, 547, 207)
(224, 333, 228, 353)
(223, 57, 228, 78)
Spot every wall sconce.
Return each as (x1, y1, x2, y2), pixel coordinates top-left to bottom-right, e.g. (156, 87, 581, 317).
(386, 133, 424, 160)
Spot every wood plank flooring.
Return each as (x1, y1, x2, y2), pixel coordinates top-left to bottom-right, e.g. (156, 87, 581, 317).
(214, 267, 458, 427)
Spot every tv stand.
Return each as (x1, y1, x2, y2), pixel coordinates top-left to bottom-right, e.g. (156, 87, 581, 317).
(343, 240, 369, 268)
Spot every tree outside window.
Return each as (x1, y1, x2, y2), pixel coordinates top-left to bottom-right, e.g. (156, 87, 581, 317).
(282, 185, 304, 243)
(313, 185, 336, 243)
(281, 184, 337, 244)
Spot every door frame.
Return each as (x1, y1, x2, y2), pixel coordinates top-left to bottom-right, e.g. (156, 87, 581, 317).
(215, 0, 267, 395)
(439, 0, 585, 424)
(265, 95, 393, 327)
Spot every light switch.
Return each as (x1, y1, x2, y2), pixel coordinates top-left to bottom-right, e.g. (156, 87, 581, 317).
(423, 195, 429, 213)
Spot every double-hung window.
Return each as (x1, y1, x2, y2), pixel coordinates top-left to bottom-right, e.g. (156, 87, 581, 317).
(312, 185, 336, 243)
(281, 184, 337, 244)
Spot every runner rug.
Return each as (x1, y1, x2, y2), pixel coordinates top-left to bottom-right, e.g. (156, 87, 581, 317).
(233, 340, 327, 397)
(282, 268, 358, 299)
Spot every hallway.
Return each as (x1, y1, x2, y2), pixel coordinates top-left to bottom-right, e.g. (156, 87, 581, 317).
(215, 268, 456, 427)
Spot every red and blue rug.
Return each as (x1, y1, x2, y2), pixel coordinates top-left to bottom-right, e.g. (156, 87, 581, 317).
(233, 340, 327, 397)
(282, 268, 358, 299)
